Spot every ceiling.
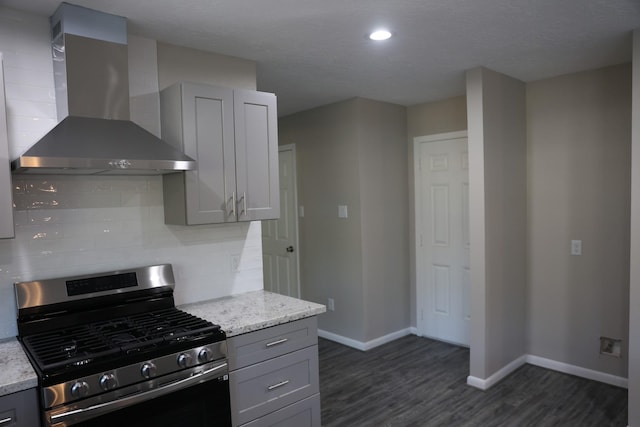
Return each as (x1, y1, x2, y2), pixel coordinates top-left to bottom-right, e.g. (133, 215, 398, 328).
(3, 0, 640, 117)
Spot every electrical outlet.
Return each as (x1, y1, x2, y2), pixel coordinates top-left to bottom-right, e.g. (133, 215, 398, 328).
(327, 298, 335, 311)
(600, 337, 621, 358)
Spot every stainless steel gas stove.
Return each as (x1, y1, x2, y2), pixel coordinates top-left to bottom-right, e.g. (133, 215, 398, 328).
(15, 264, 231, 427)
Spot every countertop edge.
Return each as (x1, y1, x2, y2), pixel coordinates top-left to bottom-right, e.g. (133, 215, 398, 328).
(0, 337, 38, 397)
(180, 290, 326, 338)
(223, 306, 326, 336)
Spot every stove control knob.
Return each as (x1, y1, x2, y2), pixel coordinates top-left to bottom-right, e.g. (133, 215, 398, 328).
(70, 381, 89, 398)
(140, 362, 157, 379)
(99, 373, 117, 391)
(198, 347, 212, 363)
(177, 353, 192, 368)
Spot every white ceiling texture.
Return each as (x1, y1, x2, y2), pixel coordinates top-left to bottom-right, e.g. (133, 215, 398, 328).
(3, 0, 640, 116)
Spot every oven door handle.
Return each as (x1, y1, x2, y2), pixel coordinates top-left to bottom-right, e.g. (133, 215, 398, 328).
(49, 362, 228, 426)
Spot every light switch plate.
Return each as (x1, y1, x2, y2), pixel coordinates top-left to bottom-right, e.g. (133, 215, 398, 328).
(299, 205, 304, 218)
(571, 240, 582, 256)
(338, 205, 348, 219)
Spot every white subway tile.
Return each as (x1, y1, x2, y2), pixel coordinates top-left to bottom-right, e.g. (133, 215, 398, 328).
(84, 220, 125, 236)
(3, 65, 54, 87)
(28, 209, 62, 225)
(6, 116, 57, 158)
(5, 82, 56, 103)
(65, 193, 122, 209)
(110, 177, 150, 193)
(5, 98, 57, 120)
(236, 245, 263, 271)
(20, 194, 66, 210)
(12, 210, 28, 227)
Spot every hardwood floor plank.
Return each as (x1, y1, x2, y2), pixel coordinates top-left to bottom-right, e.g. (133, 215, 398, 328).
(319, 335, 627, 426)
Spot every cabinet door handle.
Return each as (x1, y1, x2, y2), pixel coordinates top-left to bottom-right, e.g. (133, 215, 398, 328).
(267, 380, 290, 391)
(243, 192, 247, 216)
(0, 416, 13, 426)
(265, 338, 288, 348)
(237, 192, 247, 216)
(228, 192, 236, 217)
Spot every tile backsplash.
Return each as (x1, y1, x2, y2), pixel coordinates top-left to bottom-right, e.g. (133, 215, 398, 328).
(1, 175, 264, 339)
(0, 7, 264, 339)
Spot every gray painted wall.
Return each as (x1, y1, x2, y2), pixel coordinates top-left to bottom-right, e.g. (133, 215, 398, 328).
(279, 100, 365, 340)
(628, 29, 640, 427)
(279, 98, 409, 343)
(527, 64, 631, 377)
(157, 41, 256, 91)
(356, 98, 410, 340)
(407, 96, 468, 139)
(467, 67, 527, 379)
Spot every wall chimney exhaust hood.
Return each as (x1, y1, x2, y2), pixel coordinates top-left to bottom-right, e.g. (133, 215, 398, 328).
(11, 3, 196, 175)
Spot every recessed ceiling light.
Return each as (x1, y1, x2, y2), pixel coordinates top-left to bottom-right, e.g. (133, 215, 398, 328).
(369, 30, 392, 41)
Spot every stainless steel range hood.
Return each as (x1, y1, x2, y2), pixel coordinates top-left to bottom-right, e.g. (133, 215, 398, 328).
(11, 3, 196, 175)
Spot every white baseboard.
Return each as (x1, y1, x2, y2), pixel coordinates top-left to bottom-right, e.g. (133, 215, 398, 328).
(467, 355, 527, 390)
(467, 354, 628, 391)
(317, 328, 414, 351)
(525, 354, 628, 389)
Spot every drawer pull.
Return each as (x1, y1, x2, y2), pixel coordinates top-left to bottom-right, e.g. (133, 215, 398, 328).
(267, 380, 290, 391)
(0, 417, 13, 425)
(265, 338, 288, 348)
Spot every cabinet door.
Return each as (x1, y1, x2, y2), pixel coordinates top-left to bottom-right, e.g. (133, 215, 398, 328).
(240, 394, 321, 427)
(0, 55, 14, 239)
(182, 83, 236, 224)
(230, 345, 319, 426)
(228, 317, 318, 371)
(0, 388, 39, 427)
(233, 90, 280, 221)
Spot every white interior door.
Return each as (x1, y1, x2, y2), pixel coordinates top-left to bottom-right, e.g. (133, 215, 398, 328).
(415, 131, 470, 346)
(262, 145, 300, 298)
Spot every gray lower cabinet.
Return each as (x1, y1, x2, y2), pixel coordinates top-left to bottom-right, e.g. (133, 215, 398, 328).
(161, 82, 280, 225)
(0, 54, 14, 239)
(241, 395, 320, 427)
(0, 388, 39, 427)
(228, 317, 321, 427)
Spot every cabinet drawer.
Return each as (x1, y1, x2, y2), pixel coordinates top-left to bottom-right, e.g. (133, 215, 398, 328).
(240, 394, 320, 427)
(230, 345, 319, 426)
(228, 317, 317, 370)
(0, 388, 39, 427)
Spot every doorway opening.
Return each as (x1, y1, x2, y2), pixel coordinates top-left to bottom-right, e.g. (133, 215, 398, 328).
(262, 144, 301, 298)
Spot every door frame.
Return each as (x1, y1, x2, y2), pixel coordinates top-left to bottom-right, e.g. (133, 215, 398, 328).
(414, 130, 468, 342)
(264, 143, 301, 298)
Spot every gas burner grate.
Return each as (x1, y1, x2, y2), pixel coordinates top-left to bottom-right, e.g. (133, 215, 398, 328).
(22, 308, 220, 373)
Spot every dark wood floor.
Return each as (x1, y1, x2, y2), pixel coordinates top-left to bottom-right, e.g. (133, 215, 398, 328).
(319, 335, 628, 427)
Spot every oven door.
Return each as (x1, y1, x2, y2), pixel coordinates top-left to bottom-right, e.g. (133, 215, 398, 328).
(47, 362, 231, 427)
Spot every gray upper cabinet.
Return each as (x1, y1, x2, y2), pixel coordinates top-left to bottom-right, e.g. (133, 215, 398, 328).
(0, 54, 15, 239)
(233, 89, 280, 222)
(161, 82, 280, 225)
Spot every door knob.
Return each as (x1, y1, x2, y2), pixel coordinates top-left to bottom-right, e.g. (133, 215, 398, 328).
(286, 246, 294, 253)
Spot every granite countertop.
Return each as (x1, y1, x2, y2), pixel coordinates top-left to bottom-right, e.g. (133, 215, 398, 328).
(0, 337, 37, 396)
(0, 290, 325, 398)
(181, 290, 326, 337)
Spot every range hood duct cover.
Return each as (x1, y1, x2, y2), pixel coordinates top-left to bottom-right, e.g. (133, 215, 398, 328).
(11, 3, 196, 175)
